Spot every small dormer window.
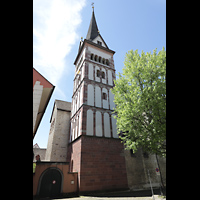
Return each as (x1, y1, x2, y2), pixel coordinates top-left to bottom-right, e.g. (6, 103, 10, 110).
(97, 41, 102, 46)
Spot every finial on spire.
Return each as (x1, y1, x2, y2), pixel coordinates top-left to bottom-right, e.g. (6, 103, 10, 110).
(91, 2, 94, 11)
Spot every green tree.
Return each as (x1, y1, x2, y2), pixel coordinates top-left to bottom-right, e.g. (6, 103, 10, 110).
(112, 47, 166, 157)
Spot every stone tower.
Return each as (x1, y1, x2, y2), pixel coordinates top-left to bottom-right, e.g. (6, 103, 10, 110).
(45, 100, 71, 161)
(67, 9, 128, 192)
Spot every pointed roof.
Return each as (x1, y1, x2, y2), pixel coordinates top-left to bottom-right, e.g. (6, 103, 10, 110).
(74, 9, 115, 65)
(86, 10, 99, 41)
(33, 143, 40, 148)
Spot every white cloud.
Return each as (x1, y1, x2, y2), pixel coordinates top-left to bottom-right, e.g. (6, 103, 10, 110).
(33, 0, 86, 85)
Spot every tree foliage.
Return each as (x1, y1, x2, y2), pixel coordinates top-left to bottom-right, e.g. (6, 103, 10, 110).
(112, 47, 166, 157)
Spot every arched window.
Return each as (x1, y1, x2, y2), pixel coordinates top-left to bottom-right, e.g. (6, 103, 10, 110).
(101, 71, 105, 79)
(102, 58, 105, 64)
(98, 56, 102, 63)
(97, 70, 101, 77)
(90, 54, 94, 60)
(94, 55, 98, 62)
(106, 59, 109, 66)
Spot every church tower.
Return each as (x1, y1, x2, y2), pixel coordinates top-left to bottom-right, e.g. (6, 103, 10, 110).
(67, 8, 128, 192)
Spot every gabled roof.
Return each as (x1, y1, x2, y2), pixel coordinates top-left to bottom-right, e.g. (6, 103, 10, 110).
(33, 68, 55, 139)
(33, 143, 40, 148)
(49, 100, 71, 123)
(92, 34, 109, 49)
(33, 68, 54, 88)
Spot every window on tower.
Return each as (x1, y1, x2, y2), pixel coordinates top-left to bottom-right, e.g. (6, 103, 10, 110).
(97, 70, 101, 77)
(94, 55, 98, 62)
(102, 92, 107, 100)
(90, 54, 110, 66)
(97, 41, 102, 46)
(90, 54, 94, 60)
(101, 71, 105, 79)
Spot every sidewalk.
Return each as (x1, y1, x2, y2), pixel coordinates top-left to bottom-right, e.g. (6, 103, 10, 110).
(65, 195, 166, 200)
(34, 188, 166, 200)
(76, 188, 166, 200)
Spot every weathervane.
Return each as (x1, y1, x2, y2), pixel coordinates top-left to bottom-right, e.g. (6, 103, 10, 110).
(91, 2, 94, 10)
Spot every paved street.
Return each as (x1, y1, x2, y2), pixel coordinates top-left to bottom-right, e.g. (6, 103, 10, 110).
(38, 196, 165, 200)
(59, 195, 165, 200)
(34, 189, 166, 200)
(66, 189, 166, 200)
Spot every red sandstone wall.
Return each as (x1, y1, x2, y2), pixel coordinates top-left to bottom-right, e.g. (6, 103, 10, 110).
(67, 138, 82, 189)
(68, 135, 128, 192)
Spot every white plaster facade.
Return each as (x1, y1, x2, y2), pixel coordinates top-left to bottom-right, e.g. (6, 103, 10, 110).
(95, 85, 101, 107)
(88, 46, 111, 60)
(95, 111, 102, 137)
(87, 84, 94, 106)
(86, 109, 93, 136)
(92, 35, 107, 48)
(69, 34, 118, 142)
(104, 113, 111, 137)
(33, 81, 43, 132)
(68, 10, 118, 142)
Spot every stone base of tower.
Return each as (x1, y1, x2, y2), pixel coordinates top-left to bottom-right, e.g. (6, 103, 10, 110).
(67, 135, 128, 192)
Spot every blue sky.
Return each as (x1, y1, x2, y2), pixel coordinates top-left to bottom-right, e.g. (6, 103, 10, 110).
(33, 0, 166, 148)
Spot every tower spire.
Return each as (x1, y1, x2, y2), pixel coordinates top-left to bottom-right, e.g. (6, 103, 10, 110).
(91, 2, 94, 11)
(86, 5, 99, 41)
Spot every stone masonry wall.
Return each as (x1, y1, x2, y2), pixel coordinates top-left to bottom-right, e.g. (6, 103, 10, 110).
(46, 101, 71, 162)
(124, 148, 166, 190)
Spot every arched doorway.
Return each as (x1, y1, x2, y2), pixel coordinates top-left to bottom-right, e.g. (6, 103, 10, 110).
(39, 168, 62, 197)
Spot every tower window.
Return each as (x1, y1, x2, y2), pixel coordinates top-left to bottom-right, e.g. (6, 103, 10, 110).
(101, 71, 105, 79)
(106, 59, 109, 66)
(97, 41, 102, 46)
(102, 92, 107, 100)
(97, 70, 100, 77)
(90, 54, 94, 60)
(94, 55, 98, 62)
